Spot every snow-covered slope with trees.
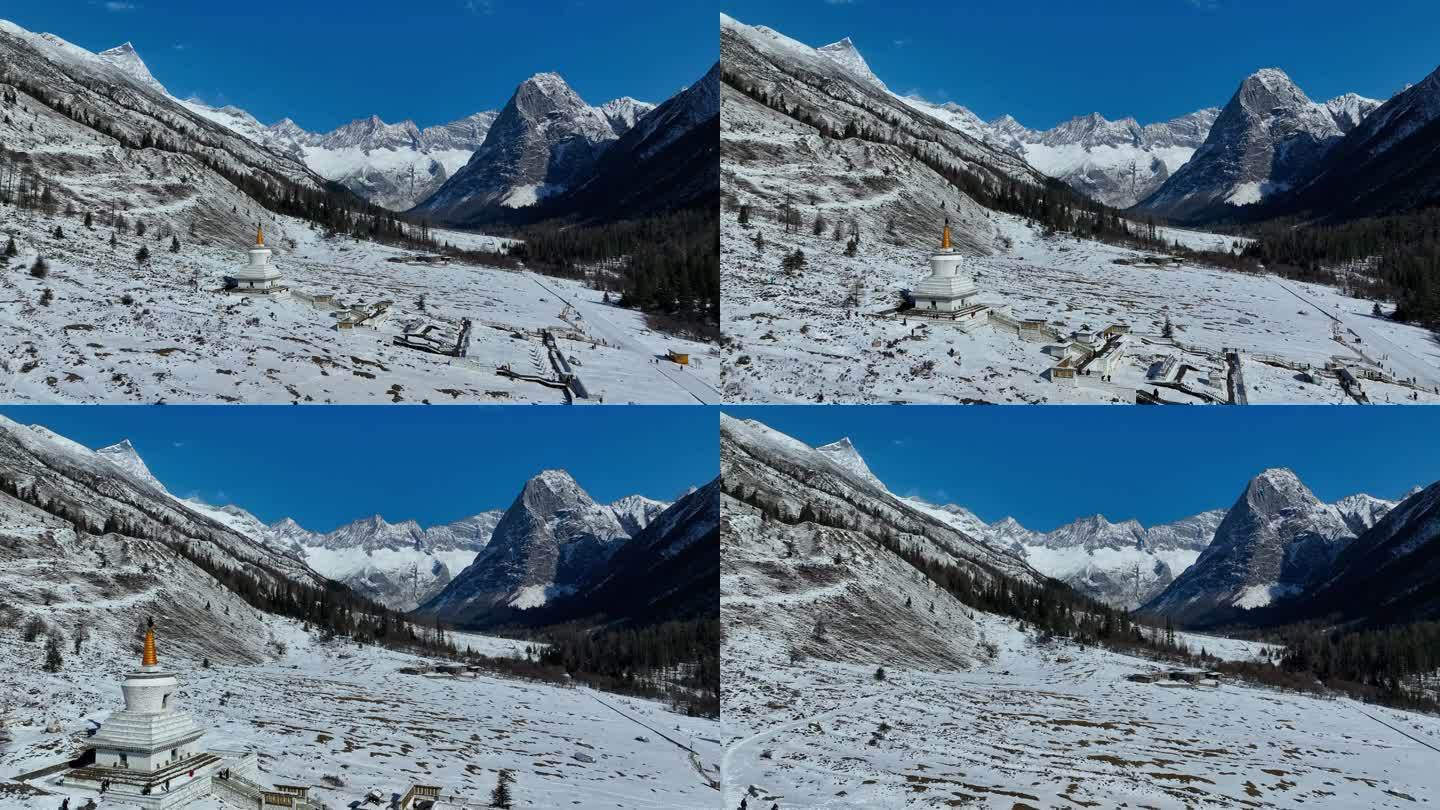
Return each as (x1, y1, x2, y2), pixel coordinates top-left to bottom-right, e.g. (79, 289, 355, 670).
(720, 414, 1042, 672)
(720, 13, 1045, 253)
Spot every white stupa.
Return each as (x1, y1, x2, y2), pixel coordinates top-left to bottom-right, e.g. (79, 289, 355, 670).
(223, 225, 287, 295)
(909, 221, 989, 328)
(60, 622, 223, 808)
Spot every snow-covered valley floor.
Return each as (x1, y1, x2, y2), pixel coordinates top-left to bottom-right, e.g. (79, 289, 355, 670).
(720, 209, 1440, 404)
(0, 208, 718, 404)
(0, 620, 721, 809)
(722, 617, 1440, 808)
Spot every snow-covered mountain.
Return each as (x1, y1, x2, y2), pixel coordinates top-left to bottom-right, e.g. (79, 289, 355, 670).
(177, 99, 502, 212)
(720, 13, 1045, 253)
(597, 97, 657, 136)
(814, 436, 885, 490)
(536, 62, 717, 222)
(1141, 468, 1396, 624)
(1278, 64, 1440, 219)
(539, 479, 720, 626)
(415, 470, 653, 623)
(274, 512, 503, 612)
(720, 414, 1040, 670)
(1137, 69, 1380, 222)
(973, 108, 1222, 209)
(202, 492, 666, 614)
(0, 18, 323, 246)
(1298, 481, 1440, 624)
(411, 73, 643, 223)
(79, 435, 671, 614)
(0, 416, 325, 666)
(908, 497, 1225, 610)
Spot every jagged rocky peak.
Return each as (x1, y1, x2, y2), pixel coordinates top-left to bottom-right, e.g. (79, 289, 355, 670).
(98, 41, 166, 94)
(520, 468, 592, 510)
(1239, 466, 1314, 510)
(513, 71, 590, 112)
(1239, 68, 1313, 108)
(816, 36, 885, 89)
(597, 97, 655, 136)
(1325, 92, 1384, 132)
(815, 437, 885, 490)
(1040, 112, 1144, 147)
(95, 439, 164, 490)
(317, 114, 424, 150)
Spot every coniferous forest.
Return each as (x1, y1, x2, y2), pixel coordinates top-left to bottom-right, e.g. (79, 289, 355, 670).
(509, 207, 720, 337)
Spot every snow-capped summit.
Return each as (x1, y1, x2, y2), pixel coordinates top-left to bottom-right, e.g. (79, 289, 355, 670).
(597, 96, 656, 136)
(608, 493, 670, 536)
(815, 437, 885, 491)
(95, 439, 164, 491)
(817, 36, 886, 90)
(315, 114, 423, 151)
(412, 70, 622, 219)
(1283, 64, 1440, 218)
(1141, 467, 1380, 623)
(1138, 67, 1364, 221)
(952, 107, 1221, 208)
(417, 469, 648, 620)
(98, 41, 166, 94)
(1324, 92, 1384, 133)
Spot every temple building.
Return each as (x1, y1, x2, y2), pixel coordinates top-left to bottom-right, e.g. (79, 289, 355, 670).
(223, 225, 288, 296)
(908, 222, 989, 329)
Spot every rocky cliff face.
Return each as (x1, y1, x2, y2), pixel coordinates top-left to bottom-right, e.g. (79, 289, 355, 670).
(416, 470, 639, 623)
(1140, 468, 1390, 624)
(1137, 69, 1376, 221)
(411, 72, 624, 222)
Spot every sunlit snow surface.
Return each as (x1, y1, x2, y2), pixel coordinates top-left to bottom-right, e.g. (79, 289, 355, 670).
(720, 210, 1440, 404)
(0, 620, 720, 809)
(0, 210, 717, 404)
(722, 617, 1440, 808)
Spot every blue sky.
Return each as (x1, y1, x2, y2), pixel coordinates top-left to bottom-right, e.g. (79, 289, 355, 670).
(1, 407, 717, 532)
(725, 407, 1440, 532)
(722, 0, 1439, 129)
(2, 0, 715, 132)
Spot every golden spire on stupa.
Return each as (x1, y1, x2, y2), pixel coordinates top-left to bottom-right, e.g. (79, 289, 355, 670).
(941, 218, 952, 251)
(142, 619, 157, 667)
(256, 224, 265, 247)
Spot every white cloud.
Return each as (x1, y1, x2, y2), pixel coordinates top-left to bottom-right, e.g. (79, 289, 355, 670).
(892, 39, 911, 48)
(103, 1, 138, 10)
(464, 0, 495, 14)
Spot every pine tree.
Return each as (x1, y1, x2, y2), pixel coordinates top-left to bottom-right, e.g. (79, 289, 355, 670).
(136, 245, 150, 264)
(4, 237, 16, 258)
(490, 768, 514, 808)
(170, 236, 180, 253)
(43, 636, 63, 672)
